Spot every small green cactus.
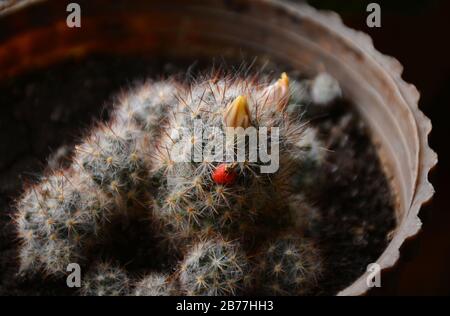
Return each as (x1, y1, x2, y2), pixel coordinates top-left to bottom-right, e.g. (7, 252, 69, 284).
(15, 170, 113, 274)
(150, 74, 324, 246)
(75, 121, 149, 206)
(122, 81, 176, 133)
(258, 233, 324, 295)
(133, 273, 176, 296)
(179, 238, 248, 296)
(81, 262, 129, 296)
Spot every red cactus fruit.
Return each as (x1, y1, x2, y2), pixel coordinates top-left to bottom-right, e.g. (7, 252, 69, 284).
(212, 163, 238, 185)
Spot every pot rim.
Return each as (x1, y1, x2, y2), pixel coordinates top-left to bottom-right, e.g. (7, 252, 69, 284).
(274, 0, 436, 295)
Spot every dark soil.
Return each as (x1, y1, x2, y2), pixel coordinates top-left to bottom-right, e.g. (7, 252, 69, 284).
(0, 55, 396, 295)
(309, 103, 396, 294)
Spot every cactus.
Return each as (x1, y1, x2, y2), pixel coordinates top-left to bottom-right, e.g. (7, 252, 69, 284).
(179, 238, 248, 296)
(150, 73, 326, 245)
(133, 273, 176, 296)
(74, 119, 150, 208)
(121, 81, 176, 134)
(14, 71, 335, 296)
(81, 262, 129, 296)
(14, 81, 174, 275)
(257, 233, 324, 295)
(15, 170, 113, 274)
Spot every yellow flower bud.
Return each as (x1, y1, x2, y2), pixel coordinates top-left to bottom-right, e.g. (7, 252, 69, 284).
(224, 95, 251, 128)
(262, 72, 290, 112)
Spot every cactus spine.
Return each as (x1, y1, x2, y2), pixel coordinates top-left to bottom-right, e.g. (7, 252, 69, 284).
(179, 238, 248, 296)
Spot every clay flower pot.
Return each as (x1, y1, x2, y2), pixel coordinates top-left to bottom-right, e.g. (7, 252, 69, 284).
(0, 0, 436, 295)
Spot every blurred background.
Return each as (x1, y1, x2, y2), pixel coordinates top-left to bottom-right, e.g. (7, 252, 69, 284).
(306, 0, 449, 295)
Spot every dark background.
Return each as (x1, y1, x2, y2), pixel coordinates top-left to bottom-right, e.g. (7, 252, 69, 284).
(307, 0, 449, 295)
